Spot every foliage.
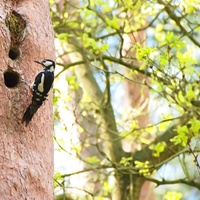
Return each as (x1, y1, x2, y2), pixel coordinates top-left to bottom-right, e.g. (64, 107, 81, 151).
(164, 191, 182, 200)
(51, 0, 200, 199)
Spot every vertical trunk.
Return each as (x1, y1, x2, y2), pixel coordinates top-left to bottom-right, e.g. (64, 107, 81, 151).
(0, 1, 55, 199)
(122, 31, 154, 199)
(66, 48, 124, 200)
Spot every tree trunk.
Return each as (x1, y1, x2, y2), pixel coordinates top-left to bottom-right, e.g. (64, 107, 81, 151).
(0, 1, 55, 199)
(122, 29, 155, 199)
(65, 46, 126, 199)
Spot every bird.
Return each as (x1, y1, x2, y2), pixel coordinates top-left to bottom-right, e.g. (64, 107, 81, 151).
(22, 59, 55, 126)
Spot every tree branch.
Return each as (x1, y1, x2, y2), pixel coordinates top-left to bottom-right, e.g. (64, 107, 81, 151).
(55, 54, 170, 86)
(157, 0, 200, 48)
(133, 116, 189, 168)
(146, 177, 200, 190)
(61, 165, 113, 177)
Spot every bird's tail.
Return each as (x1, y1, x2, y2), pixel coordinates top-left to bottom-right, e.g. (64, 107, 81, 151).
(21, 103, 40, 126)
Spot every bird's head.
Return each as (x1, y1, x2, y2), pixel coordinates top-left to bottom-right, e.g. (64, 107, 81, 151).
(34, 59, 55, 72)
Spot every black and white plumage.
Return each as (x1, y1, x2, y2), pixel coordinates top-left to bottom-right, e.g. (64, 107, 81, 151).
(22, 59, 55, 126)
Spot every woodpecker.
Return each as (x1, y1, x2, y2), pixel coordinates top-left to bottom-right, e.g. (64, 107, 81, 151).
(22, 59, 55, 126)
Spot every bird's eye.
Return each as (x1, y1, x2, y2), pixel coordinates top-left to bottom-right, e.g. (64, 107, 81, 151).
(43, 61, 49, 66)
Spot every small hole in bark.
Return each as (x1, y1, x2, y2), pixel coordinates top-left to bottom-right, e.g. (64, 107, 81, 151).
(4, 70, 20, 88)
(9, 48, 20, 60)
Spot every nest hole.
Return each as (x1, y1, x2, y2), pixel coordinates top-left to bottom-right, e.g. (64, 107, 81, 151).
(4, 70, 20, 88)
(9, 48, 20, 60)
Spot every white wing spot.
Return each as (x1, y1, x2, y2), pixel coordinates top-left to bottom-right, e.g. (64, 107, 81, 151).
(38, 74, 44, 93)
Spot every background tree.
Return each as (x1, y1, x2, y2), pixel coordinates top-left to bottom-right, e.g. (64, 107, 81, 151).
(0, 0, 55, 199)
(52, 0, 200, 199)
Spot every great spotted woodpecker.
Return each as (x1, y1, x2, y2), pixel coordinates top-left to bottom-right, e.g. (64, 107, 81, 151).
(22, 59, 55, 126)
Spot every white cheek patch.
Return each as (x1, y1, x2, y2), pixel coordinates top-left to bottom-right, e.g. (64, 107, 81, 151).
(43, 60, 53, 67)
(38, 74, 44, 92)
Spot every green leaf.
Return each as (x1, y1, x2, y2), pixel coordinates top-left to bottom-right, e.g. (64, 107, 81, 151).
(54, 172, 64, 188)
(165, 31, 174, 43)
(120, 157, 133, 166)
(164, 191, 182, 200)
(149, 142, 167, 157)
(134, 160, 151, 176)
(170, 125, 189, 147)
(188, 117, 200, 136)
(86, 156, 101, 163)
(105, 16, 120, 30)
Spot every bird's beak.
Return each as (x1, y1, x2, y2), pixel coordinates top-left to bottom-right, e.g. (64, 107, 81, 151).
(34, 60, 45, 68)
(34, 60, 42, 65)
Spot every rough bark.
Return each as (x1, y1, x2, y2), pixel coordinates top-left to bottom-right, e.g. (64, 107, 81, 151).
(0, 1, 55, 199)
